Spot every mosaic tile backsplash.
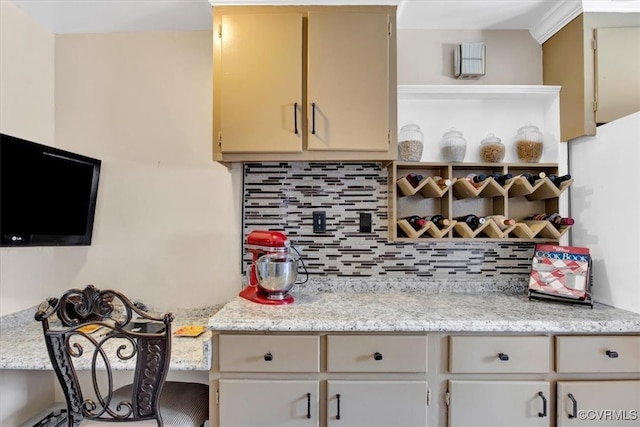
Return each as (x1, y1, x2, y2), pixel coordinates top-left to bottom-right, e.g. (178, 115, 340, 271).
(243, 162, 534, 280)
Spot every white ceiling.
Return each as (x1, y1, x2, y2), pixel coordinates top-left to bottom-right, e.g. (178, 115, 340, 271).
(8, 0, 640, 40)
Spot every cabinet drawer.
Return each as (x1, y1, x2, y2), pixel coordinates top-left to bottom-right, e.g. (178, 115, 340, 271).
(327, 334, 427, 372)
(449, 335, 550, 373)
(218, 334, 320, 373)
(556, 335, 640, 373)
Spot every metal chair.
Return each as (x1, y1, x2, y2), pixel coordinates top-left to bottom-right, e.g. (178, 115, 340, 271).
(35, 284, 209, 426)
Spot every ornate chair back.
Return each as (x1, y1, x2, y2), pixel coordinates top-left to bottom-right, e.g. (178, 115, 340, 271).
(35, 285, 173, 426)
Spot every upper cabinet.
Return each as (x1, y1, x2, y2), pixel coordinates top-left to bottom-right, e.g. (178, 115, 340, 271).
(542, 13, 640, 141)
(212, 6, 397, 162)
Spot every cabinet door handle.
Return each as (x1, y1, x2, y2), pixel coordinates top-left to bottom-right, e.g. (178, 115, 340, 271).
(373, 352, 383, 361)
(264, 352, 273, 361)
(538, 391, 547, 418)
(606, 350, 619, 358)
(306, 393, 311, 419)
(498, 352, 509, 361)
(336, 393, 341, 420)
(311, 102, 316, 135)
(294, 102, 299, 135)
(568, 393, 578, 419)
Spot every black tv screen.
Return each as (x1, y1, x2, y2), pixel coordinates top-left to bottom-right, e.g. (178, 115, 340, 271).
(0, 133, 101, 247)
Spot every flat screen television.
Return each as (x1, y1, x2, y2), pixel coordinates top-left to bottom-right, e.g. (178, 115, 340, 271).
(0, 133, 101, 247)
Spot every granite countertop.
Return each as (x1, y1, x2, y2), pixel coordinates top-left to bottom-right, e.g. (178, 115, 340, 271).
(208, 279, 640, 334)
(0, 305, 222, 371)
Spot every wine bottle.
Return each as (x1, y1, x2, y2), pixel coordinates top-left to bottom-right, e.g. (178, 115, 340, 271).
(521, 172, 546, 186)
(432, 176, 452, 187)
(453, 214, 486, 230)
(525, 213, 575, 228)
(403, 215, 427, 231)
(548, 174, 572, 188)
(404, 173, 424, 188)
(490, 172, 513, 186)
(428, 214, 450, 229)
(465, 173, 487, 188)
(485, 215, 516, 230)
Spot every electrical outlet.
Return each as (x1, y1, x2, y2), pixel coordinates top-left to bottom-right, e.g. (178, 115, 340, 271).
(359, 213, 372, 232)
(313, 211, 326, 233)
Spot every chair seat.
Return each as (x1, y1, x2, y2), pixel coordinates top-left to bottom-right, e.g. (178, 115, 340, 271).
(80, 382, 209, 427)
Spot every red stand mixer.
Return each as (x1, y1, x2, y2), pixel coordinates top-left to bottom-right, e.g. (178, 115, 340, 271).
(239, 230, 306, 305)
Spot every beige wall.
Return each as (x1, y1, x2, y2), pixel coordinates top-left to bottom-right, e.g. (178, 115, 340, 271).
(1, 6, 243, 317)
(0, 3, 56, 425)
(397, 29, 542, 84)
(0, 1, 55, 142)
(52, 30, 243, 313)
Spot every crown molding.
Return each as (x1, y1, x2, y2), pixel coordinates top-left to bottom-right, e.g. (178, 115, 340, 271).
(530, 0, 640, 44)
(529, 1, 583, 44)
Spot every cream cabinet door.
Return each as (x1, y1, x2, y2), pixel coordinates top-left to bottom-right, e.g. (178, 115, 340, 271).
(448, 380, 550, 427)
(219, 379, 318, 426)
(219, 13, 303, 153)
(326, 380, 427, 427)
(557, 380, 640, 426)
(307, 11, 390, 152)
(595, 27, 640, 125)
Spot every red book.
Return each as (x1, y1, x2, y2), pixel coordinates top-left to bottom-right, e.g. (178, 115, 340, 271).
(528, 244, 591, 301)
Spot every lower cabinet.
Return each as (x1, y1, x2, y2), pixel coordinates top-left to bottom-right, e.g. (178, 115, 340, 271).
(327, 380, 428, 427)
(219, 379, 319, 427)
(556, 381, 640, 426)
(211, 333, 640, 426)
(448, 380, 550, 427)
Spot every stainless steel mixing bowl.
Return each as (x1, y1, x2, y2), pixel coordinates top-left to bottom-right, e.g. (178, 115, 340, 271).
(255, 253, 299, 300)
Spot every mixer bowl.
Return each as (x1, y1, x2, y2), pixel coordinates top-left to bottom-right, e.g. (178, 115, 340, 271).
(255, 253, 299, 300)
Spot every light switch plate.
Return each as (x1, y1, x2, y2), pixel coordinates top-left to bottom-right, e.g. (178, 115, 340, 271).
(313, 211, 326, 233)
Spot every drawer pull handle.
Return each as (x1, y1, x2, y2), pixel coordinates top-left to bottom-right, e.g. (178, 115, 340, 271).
(606, 350, 619, 358)
(538, 391, 547, 418)
(373, 352, 383, 361)
(264, 352, 273, 361)
(568, 393, 578, 419)
(498, 353, 509, 361)
(336, 393, 341, 420)
(306, 393, 311, 419)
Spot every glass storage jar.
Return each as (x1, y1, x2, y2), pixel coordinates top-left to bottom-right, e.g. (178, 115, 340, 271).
(398, 123, 424, 161)
(479, 133, 504, 163)
(515, 124, 544, 162)
(440, 128, 467, 162)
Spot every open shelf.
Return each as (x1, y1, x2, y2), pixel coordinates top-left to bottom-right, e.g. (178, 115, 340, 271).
(389, 162, 572, 242)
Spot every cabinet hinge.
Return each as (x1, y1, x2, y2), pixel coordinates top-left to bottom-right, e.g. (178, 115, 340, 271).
(591, 38, 597, 51)
(216, 389, 219, 405)
(218, 24, 222, 39)
(427, 388, 431, 406)
(218, 131, 223, 148)
(388, 21, 392, 37)
(388, 129, 391, 145)
(445, 390, 450, 406)
(593, 100, 597, 112)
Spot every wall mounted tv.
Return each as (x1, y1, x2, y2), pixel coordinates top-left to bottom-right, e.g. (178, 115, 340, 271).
(0, 133, 101, 247)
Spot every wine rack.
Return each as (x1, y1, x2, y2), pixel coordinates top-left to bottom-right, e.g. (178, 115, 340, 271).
(388, 161, 573, 242)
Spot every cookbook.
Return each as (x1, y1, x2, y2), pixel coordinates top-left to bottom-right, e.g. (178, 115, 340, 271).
(528, 244, 592, 305)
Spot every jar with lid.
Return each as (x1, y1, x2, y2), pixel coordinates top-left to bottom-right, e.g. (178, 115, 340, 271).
(515, 124, 544, 162)
(479, 133, 505, 163)
(440, 128, 467, 162)
(398, 123, 424, 161)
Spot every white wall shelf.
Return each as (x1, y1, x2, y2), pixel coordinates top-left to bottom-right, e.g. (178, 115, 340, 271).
(397, 84, 563, 165)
